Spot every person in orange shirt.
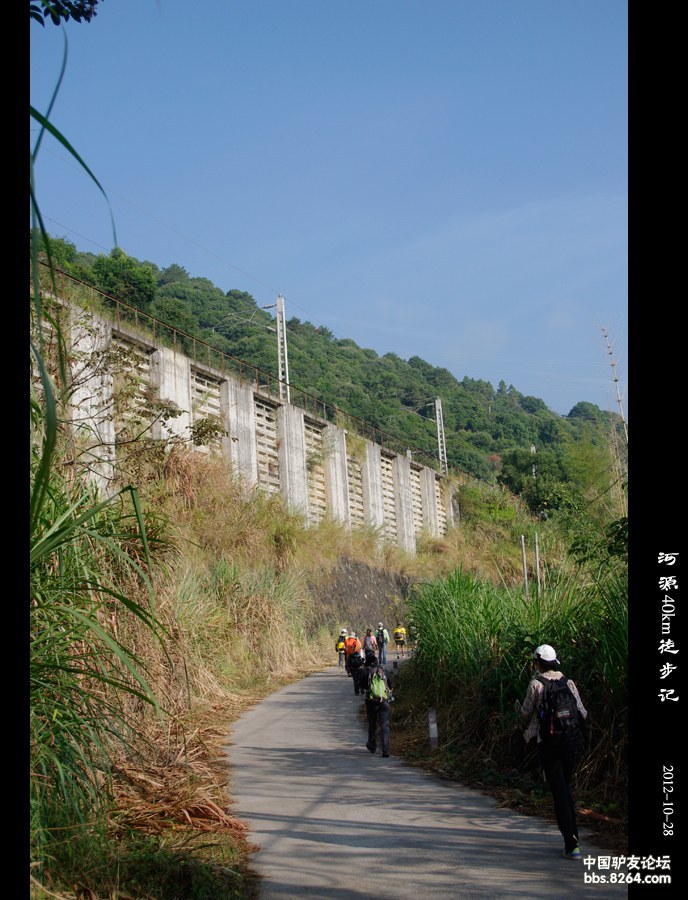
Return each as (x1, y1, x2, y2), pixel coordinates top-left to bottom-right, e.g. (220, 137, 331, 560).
(344, 631, 364, 693)
(344, 631, 361, 673)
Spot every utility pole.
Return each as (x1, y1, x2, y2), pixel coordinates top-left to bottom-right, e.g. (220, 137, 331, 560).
(601, 328, 628, 517)
(602, 328, 628, 446)
(435, 398, 448, 475)
(276, 295, 290, 403)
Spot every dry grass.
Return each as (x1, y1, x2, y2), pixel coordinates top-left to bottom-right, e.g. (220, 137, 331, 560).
(34, 441, 569, 896)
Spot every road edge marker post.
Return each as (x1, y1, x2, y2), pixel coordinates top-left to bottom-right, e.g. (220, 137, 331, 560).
(428, 707, 438, 751)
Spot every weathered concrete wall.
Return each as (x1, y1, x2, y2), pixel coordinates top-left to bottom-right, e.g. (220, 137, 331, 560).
(224, 378, 259, 489)
(323, 425, 350, 524)
(67, 307, 116, 493)
(65, 310, 453, 552)
(362, 441, 385, 531)
(277, 404, 309, 518)
(150, 346, 192, 441)
(420, 467, 440, 534)
(392, 455, 416, 553)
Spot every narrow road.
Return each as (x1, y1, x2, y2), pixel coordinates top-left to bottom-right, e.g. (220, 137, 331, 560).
(225, 664, 627, 898)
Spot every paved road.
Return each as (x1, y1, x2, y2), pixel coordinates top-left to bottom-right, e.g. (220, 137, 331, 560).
(225, 664, 627, 898)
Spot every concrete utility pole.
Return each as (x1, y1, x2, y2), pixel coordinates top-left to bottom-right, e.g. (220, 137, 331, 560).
(276, 295, 291, 404)
(435, 398, 448, 475)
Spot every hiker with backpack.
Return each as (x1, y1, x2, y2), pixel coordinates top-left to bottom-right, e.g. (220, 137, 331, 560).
(359, 651, 394, 757)
(376, 622, 390, 665)
(393, 623, 406, 658)
(344, 631, 364, 692)
(349, 646, 366, 695)
(518, 644, 588, 861)
(362, 628, 378, 658)
(335, 629, 348, 670)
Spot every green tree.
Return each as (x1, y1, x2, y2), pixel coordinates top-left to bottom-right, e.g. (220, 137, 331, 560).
(30, 1, 101, 26)
(157, 263, 190, 287)
(91, 248, 157, 311)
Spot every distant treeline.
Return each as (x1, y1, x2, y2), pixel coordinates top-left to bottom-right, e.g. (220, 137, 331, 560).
(40, 236, 625, 517)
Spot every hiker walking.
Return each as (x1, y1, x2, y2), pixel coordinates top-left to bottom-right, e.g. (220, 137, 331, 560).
(393, 623, 406, 658)
(376, 622, 390, 665)
(362, 628, 378, 658)
(349, 646, 366, 695)
(344, 631, 363, 687)
(359, 651, 393, 757)
(518, 644, 588, 860)
(335, 629, 348, 670)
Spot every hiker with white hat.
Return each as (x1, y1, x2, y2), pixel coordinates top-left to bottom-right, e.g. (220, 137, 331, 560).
(376, 622, 390, 665)
(517, 644, 588, 861)
(335, 629, 348, 671)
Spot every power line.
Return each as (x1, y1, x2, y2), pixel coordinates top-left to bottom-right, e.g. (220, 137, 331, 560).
(40, 146, 283, 298)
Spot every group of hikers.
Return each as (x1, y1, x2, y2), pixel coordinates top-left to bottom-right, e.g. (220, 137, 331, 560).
(332, 628, 589, 861)
(335, 622, 409, 672)
(333, 622, 409, 758)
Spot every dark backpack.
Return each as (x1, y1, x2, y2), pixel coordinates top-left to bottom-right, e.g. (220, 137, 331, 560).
(349, 652, 364, 669)
(376, 628, 385, 645)
(536, 675, 581, 742)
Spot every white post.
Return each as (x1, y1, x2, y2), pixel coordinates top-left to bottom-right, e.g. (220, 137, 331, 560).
(535, 532, 541, 598)
(521, 535, 529, 600)
(428, 708, 438, 750)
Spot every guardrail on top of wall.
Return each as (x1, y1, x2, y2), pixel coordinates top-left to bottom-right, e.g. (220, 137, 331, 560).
(35, 262, 442, 470)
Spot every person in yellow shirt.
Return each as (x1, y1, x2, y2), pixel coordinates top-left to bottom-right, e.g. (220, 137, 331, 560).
(335, 629, 347, 670)
(393, 624, 406, 658)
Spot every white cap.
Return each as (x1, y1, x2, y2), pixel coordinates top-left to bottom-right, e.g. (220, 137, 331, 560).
(378, 622, 383, 627)
(534, 644, 560, 665)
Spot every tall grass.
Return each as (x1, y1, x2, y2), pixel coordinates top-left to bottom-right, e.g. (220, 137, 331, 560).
(30, 381, 166, 879)
(30, 72, 259, 896)
(406, 559, 627, 805)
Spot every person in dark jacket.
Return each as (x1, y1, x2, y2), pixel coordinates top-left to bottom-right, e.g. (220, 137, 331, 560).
(359, 651, 393, 757)
(518, 644, 588, 860)
(349, 646, 366, 694)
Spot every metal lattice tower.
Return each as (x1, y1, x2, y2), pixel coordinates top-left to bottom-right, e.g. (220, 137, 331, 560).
(602, 328, 628, 446)
(435, 398, 448, 475)
(276, 295, 291, 404)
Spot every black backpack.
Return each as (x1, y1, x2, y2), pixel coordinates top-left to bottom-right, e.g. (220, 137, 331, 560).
(376, 628, 385, 645)
(349, 652, 364, 669)
(536, 675, 581, 742)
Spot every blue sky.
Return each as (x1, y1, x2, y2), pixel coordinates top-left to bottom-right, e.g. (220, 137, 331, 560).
(30, 0, 627, 417)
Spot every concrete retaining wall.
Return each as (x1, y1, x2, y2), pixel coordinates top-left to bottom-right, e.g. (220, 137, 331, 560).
(65, 309, 454, 551)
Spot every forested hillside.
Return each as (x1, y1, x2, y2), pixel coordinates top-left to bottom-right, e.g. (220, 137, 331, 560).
(41, 237, 626, 521)
(32, 234, 628, 896)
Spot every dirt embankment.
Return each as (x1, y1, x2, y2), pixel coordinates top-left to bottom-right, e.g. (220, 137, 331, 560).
(307, 557, 411, 629)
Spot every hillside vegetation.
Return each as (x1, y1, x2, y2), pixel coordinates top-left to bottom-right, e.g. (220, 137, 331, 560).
(31, 239, 627, 898)
(40, 236, 626, 522)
